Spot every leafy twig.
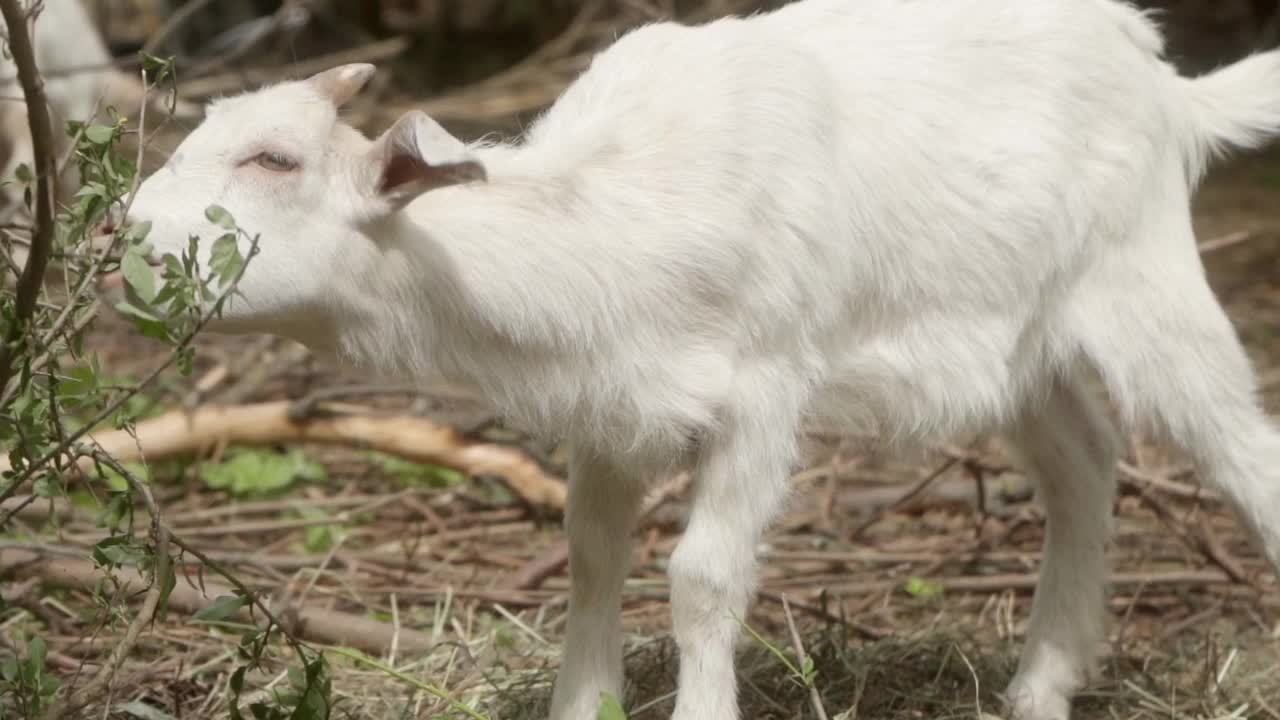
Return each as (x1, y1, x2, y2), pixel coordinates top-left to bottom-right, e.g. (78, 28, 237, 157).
(45, 452, 171, 720)
(0, 233, 261, 511)
(781, 594, 829, 720)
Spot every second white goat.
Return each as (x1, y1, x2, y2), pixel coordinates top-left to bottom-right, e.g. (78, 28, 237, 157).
(104, 1, 1280, 718)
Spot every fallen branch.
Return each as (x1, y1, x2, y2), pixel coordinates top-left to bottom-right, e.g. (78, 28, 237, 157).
(0, 546, 433, 656)
(0, 400, 566, 511)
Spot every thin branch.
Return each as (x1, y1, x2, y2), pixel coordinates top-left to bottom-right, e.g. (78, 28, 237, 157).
(45, 452, 170, 720)
(850, 457, 959, 538)
(0, 0, 58, 400)
(0, 67, 155, 411)
(781, 594, 830, 720)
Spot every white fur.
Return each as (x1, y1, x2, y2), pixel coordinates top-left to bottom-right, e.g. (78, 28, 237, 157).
(115, 1, 1280, 719)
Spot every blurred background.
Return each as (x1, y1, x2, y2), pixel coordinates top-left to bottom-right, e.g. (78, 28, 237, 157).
(77, 0, 1280, 135)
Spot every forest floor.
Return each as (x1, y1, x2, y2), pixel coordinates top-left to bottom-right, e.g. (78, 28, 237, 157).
(4, 140, 1278, 720)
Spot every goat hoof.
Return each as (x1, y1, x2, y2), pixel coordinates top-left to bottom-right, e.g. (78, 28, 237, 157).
(1004, 679, 1071, 720)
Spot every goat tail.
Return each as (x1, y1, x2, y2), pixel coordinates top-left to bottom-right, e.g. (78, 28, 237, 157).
(1179, 49, 1280, 180)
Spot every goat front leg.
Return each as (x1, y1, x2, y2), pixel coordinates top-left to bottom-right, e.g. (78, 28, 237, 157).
(548, 448, 645, 720)
(668, 395, 800, 720)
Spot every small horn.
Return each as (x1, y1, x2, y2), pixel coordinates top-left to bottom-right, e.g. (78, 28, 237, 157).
(306, 63, 375, 109)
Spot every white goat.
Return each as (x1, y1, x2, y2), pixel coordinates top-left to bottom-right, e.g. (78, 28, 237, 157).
(102, 1, 1280, 718)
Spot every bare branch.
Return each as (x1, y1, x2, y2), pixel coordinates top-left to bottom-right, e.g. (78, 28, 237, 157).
(0, 0, 58, 400)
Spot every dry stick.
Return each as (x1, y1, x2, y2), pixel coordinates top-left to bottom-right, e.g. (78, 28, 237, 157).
(0, 0, 58, 400)
(45, 454, 171, 720)
(0, 400, 567, 510)
(1117, 460, 1216, 501)
(849, 457, 959, 538)
(780, 594, 831, 720)
(1196, 513, 1255, 588)
(1132, 479, 1252, 586)
(0, 545, 429, 656)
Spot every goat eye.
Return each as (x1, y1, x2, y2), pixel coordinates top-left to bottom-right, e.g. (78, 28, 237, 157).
(253, 151, 298, 172)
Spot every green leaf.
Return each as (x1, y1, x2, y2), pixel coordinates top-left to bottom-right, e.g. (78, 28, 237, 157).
(14, 163, 32, 183)
(92, 537, 149, 569)
(209, 233, 243, 286)
(0, 654, 17, 682)
(368, 453, 465, 489)
(97, 491, 130, 530)
(141, 53, 175, 84)
(193, 594, 246, 623)
(299, 507, 342, 554)
(114, 301, 170, 341)
(801, 655, 816, 685)
(126, 220, 153, 244)
(904, 577, 944, 599)
(32, 476, 64, 498)
(289, 658, 332, 720)
(597, 692, 627, 720)
(176, 347, 195, 376)
(97, 462, 146, 492)
(113, 300, 162, 323)
(202, 449, 327, 497)
(161, 253, 184, 277)
(229, 667, 249, 720)
(26, 637, 47, 675)
(121, 249, 157, 303)
(57, 364, 98, 401)
(84, 124, 115, 145)
(205, 204, 236, 230)
(157, 555, 177, 619)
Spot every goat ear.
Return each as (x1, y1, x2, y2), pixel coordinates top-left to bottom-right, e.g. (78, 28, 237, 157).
(370, 111, 487, 210)
(306, 63, 375, 109)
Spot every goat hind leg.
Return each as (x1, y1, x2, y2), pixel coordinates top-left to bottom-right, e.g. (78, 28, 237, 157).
(1075, 227, 1280, 579)
(1003, 373, 1120, 720)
